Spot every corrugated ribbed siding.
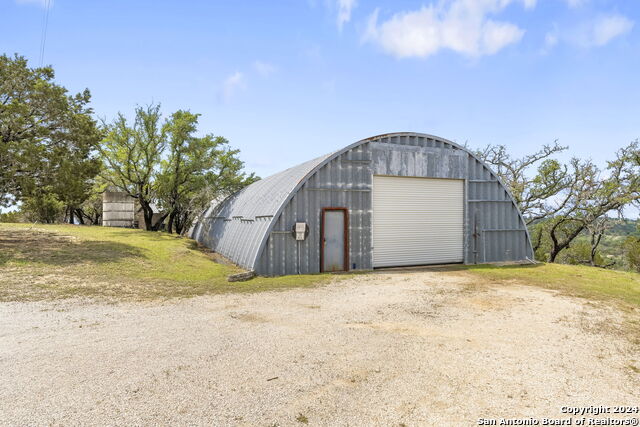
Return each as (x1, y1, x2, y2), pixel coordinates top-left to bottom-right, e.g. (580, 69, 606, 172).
(193, 132, 533, 276)
(190, 154, 334, 270)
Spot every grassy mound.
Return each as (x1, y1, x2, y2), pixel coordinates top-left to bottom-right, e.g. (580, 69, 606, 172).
(466, 262, 640, 308)
(2, 223, 639, 308)
(0, 223, 331, 301)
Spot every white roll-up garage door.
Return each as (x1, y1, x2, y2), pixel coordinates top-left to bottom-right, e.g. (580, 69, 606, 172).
(372, 176, 464, 267)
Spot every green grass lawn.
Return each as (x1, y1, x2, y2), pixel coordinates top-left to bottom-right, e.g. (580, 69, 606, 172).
(2, 222, 639, 308)
(0, 223, 333, 301)
(464, 262, 640, 309)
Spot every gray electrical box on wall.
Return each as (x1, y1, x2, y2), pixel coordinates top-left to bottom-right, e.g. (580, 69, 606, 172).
(293, 222, 308, 240)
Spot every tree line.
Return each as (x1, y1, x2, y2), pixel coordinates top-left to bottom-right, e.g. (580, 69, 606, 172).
(474, 141, 640, 270)
(100, 104, 256, 234)
(1, 54, 256, 235)
(1, 53, 640, 270)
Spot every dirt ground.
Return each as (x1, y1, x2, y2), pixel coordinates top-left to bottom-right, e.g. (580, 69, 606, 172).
(1, 270, 638, 426)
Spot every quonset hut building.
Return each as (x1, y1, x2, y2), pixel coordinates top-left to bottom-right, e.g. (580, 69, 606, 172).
(191, 132, 534, 276)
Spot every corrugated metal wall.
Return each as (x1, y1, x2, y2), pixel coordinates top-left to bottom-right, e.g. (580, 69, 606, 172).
(255, 142, 373, 275)
(191, 154, 333, 270)
(254, 133, 533, 276)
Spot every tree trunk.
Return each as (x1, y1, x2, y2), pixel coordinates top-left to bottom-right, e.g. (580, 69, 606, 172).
(548, 220, 585, 263)
(548, 219, 561, 263)
(590, 233, 603, 267)
(167, 211, 175, 234)
(174, 210, 190, 235)
(68, 207, 75, 225)
(152, 212, 169, 231)
(139, 200, 154, 231)
(175, 216, 184, 235)
(75, 209, 85, 225)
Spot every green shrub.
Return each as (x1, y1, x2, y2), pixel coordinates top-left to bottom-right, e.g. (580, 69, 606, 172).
(21, 190, 65, 223)
(623, 236, 640, 273)
(0, 210, 23, 223)
(556, 240, 604, 266)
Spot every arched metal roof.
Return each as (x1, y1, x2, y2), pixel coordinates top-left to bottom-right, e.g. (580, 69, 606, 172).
(192, 132, 532, 271)
(191, 152, 336, 268)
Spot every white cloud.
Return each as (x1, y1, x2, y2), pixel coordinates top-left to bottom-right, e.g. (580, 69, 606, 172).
(591, 14, 634, 46)
(481, 20, 526, 54)
(336, 0, 357, 30)
(542, 14, 633, 52)
(567, 14, 634, 48)
(221, 72, 246, 101)
(363, 0, 530, 59)
(253, 61, 277, 77)
(540, 22, 559, 54)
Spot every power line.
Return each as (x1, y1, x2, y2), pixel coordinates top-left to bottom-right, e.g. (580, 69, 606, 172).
(38, 0, 52, 67)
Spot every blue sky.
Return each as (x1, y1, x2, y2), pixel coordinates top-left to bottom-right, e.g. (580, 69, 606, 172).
(1, 0, 639, 179)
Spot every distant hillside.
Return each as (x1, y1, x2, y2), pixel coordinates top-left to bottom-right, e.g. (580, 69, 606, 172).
(585, 218, 638, 271)
(609, 219, 640, 237)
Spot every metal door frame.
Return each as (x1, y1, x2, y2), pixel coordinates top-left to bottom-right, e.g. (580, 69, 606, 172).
(320, 207, 349, 273)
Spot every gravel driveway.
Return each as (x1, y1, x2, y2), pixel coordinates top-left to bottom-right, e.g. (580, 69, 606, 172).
(1, 270, 638, 426)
